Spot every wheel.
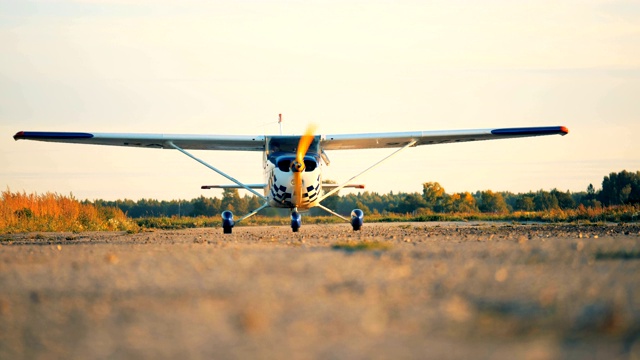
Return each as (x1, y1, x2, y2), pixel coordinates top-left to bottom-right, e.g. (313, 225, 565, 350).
(351, 209, 364, 231)
(221, 210, 234, 235)
(291, 211, 302, 233)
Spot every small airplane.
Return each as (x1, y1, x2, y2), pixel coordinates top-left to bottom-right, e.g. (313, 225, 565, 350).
(13, 118, 568, 233)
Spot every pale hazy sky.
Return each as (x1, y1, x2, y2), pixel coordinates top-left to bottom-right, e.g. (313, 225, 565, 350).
(1, 0, 639, 201)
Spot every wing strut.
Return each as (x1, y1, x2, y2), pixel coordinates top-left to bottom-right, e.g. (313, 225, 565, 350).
(168, 142, 267, 201)
(319, 140, 417, 202)
(237, 202, 271, 222)
(315, 204, 349, 221)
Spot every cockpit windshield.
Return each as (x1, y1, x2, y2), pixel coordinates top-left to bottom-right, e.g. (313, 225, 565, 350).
(267, 135, 320, 157)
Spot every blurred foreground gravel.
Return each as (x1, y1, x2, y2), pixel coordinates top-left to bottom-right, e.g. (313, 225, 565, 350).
(1, 222, 640, 359)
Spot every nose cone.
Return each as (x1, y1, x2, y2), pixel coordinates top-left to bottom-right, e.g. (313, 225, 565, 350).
(291, 160, 305, 173)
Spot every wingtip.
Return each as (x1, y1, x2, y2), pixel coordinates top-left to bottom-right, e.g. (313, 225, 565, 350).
(560, 126, 569, 135)
(13, 131, 24, 141)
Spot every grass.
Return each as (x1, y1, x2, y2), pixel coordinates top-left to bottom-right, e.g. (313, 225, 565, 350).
(1, 190, 138, 233)
(332, 240, 392, 252)
(594, 249, 640, 260)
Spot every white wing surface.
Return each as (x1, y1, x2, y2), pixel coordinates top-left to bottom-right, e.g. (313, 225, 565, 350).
(13, 132, 266, 151)
(321, 126, 569, 150)
(13, 126, 568, 151)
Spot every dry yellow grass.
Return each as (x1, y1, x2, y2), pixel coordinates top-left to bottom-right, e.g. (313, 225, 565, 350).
(0, 190, 137, 233)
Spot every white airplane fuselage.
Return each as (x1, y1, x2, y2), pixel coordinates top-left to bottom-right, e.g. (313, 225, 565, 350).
(263, 151, 323, 211)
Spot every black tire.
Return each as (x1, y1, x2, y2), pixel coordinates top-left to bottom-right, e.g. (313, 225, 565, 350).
(223, 226, 232, 234)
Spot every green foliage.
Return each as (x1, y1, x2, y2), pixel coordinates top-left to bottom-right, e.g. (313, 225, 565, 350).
(478, 190, 509, 214)
(136, 216, 220, 229)
(446, 192, 479, 213)
(332, 240, 392, 252)
(514, 195, 535, 211)
(552, 189, 576, 209)
(534, 190, 559, 211)
(594, 249, 640, 260)
(598, 170, 640, 206)
(422, 182, 446, 212)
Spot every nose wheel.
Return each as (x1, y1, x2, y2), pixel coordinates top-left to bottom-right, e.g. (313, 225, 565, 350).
(291, 210, 301, 232)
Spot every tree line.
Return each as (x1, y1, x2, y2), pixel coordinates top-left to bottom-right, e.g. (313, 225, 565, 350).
(90, 170, 640, 218)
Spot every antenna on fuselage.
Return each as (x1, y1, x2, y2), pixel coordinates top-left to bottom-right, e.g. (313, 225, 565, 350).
(278, 113, 283, 135)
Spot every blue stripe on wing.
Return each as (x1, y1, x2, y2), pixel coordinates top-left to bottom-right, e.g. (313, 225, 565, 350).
(491, 126, 569, 136)
(14, 131, 94, 140)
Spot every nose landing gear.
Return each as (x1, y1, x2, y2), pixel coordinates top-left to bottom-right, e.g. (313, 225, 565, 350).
(291, 210, 301, 232)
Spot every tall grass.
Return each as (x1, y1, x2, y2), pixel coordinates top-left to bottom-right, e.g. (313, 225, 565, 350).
(366, 205, 640, 223)
(0, 190, 138, 233)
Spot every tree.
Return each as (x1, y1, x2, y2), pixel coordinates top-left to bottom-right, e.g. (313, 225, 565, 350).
(397, 193, 428, 214)
(354, 200, 371, 215)
(514, 195, 535, 211)
(321, 179, 340, 211)
(422, 182, 446, 212)
(446, 192, 478, 213)
(478, 190, 508, 213)
(534, 190, 559, 211)
(599, 170, 640, 205)
(191, 196, 219, 216)
(551, 189, 575, 209)
(247, 195, 262, 212)
(221, 189, 245, 214)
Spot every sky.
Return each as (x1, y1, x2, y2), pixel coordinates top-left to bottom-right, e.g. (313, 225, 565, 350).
(1, 0, 639, 201)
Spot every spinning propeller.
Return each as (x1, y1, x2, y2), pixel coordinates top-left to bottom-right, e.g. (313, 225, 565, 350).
(291, 124, 317, 206)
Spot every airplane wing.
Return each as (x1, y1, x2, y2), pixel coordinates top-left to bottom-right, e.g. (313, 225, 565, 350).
(13, 126, 568, 151)
(321, 126, 568, 150)
(200, 183, 364, 190)
(322, 184, 365, 190)
(12, 131, 266, 151)
(201, 184, 266, 189)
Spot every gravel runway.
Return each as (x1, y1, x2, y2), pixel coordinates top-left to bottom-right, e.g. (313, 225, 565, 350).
(1, 222, 640, 359)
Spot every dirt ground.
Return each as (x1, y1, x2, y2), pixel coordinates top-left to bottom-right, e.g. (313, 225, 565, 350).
(1, 222, 640, 359)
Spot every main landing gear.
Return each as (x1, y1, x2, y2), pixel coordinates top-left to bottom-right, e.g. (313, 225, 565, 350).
(222, 210, 234, 234)
(168, 138, 416, 235)
(351, 209, 364, 231)
(218, 208, 365, 234)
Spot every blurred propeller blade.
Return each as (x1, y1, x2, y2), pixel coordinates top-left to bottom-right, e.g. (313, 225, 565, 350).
(293, 124, 317, 206)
